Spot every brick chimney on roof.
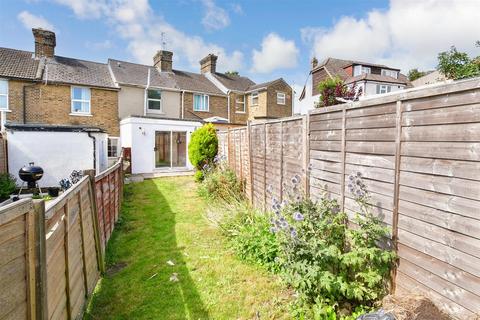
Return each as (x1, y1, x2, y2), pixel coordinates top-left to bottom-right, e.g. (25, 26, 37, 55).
(32, 28, 56, 58)
(153, 50, 173, 72)
(200, 54, 217, 74)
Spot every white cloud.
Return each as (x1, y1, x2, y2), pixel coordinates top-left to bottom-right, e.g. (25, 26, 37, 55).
(251, 33, 299, 73)
(231, 3, 243, 15)
(301, 0, 480, 72)
(201, 0, 230, 31)
(85, 39, 114, 50)
(18, 11, 54, 30)
(53, 0, 243, 71)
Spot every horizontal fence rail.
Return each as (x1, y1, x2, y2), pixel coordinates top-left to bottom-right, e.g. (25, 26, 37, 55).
(0, 158, 124, 320)
(218, 77, 480, 320)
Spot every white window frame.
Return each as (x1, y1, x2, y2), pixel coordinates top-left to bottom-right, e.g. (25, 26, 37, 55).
(107, 137, 120, 158)
(276, 92, 286, 105)
(250, 92, 259, 106)
(147, 89, 163, 113)
(381, 69, 398, 79)
(361, 66, 371, 74)
(235, 94, 246, 113)
(377, 84, 391, 94)
(70, 86, 91, 115)
(193, 94, 209, 112)
(0, 79, 8, 110)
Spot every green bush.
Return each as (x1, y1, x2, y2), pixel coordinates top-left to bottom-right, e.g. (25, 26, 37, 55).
(194, 170, 204, 182)
(198, 164, 243, 202)
(188, 123, 218, 172)
(223, 207, 280, 273)
(0, 173, 16, 200)
(270, 173, 395, 318)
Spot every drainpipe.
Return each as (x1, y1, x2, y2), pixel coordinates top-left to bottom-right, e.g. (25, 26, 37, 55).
(87, 132, 97, 172)
(144, 68, 151, 116)
(227, 90, 231, 123)
(181, 90, 185, 119)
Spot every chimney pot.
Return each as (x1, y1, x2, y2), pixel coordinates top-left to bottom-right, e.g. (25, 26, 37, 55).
(200, 54, 217, 74)
(32, 28, 56, 58)
(153, 50, 173, 72)
(311, 57, 318, 70)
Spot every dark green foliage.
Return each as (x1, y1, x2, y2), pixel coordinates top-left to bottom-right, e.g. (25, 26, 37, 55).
(197, 164, 244, 202)
(0, 173, 16, 200)
(211, 171, 396, 319)
(407, 68, 427, 81)
(225, 71, 239, 76)
(188, 123, 218, 171)
(437, 44, 480, 80)
(222, 208, 280, 273)
(317, 77, 359, 108)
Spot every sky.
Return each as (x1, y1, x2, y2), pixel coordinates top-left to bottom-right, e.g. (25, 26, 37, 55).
(1, 0, 479, 113)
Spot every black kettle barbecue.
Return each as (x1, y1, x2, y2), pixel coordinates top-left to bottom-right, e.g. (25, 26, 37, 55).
(18, 162, 44, 196)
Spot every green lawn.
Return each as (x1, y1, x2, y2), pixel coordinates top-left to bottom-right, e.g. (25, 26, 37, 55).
(84, 177, 291, 320)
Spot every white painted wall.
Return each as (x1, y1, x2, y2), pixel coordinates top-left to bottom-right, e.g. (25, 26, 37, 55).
(120, 117, 202, 174)
(364, 82, 405, 96)
(7, 130, 108, 187)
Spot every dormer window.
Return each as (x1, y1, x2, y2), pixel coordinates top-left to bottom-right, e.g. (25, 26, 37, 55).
(353, 65, 371, 76)
(381, 69, 398, 79)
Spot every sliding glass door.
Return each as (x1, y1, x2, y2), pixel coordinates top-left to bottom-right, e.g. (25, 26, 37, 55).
(155, 131, 187, 168)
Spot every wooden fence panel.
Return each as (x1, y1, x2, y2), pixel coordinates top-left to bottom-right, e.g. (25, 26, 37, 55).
(0, 199, 36, 320)
(219, 77, 480, 319)
(308, 78, 480, 319)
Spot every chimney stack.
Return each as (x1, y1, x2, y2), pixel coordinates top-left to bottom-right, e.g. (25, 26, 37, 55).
(311, 57, 318, 70)
(200, 54, 217, 74)
(153, 50, 173, 72)
(32, 28, 56, 58)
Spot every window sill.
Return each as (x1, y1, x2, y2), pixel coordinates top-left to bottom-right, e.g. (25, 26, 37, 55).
(193, 110, 210, 113)
(70, 113, 93, 117)
(235, 111, 246, 114)
(0, 109, 11, 113)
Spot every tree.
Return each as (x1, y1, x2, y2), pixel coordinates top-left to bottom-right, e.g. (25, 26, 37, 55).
(316, 77, 360, 108)
(407, 68, 427, 81)
(437, 43, 480, 80)
(225, 71, 239, 76)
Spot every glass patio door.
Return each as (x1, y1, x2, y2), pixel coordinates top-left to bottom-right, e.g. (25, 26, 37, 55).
(155, 131, 171, 167)
(155, 131, 187, 168)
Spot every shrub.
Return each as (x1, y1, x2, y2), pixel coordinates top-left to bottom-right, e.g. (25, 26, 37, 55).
(0, 173, 16, 200)
(197, 162, 243, 202)
(317, 77, 360, 108)
(194, 170, 204, 182)
(221, 205, 280, 273)
(188, 123, 218, 172)
(270, 173, 396, 317)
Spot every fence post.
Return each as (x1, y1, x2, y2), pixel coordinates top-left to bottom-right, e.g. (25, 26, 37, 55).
(84, 169, 105, 274)
(339, 106, 347, 211)
(32, 200, 47, 320)
(63, 202, 72, 320)
(77, 191, 90, 298)
(391, 99, 403, 292)
(279, 120, 284, 202)
(247, 121, 254, 204)
(263, 122, 267, 212)
(303, 114, 310, 197)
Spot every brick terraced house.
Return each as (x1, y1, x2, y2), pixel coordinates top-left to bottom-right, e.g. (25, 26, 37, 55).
(0, 28, 119, 185)
(0, 27, 293, 179)
(110, 50, 293, 175)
